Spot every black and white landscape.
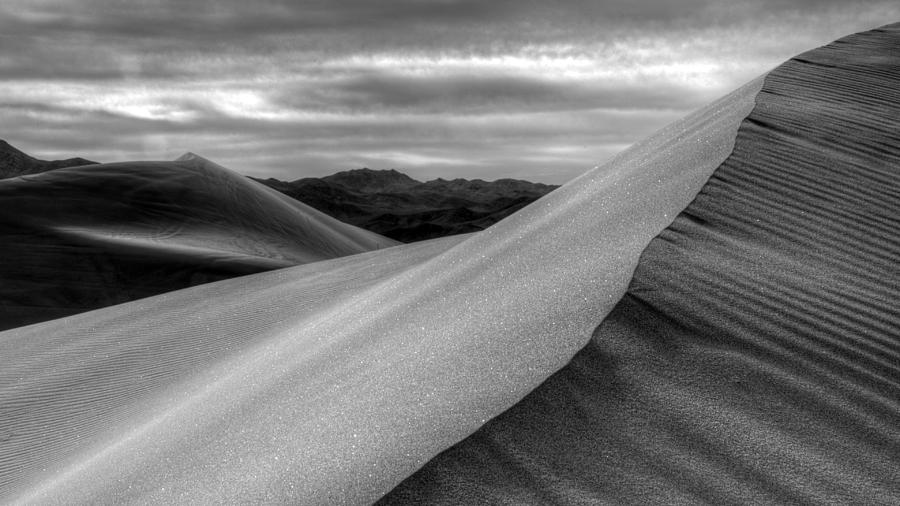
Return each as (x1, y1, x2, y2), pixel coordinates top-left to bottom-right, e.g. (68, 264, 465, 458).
(253, 170, 558, 242)
(0, 142, 555, 330)
(0, 2, 899, 505)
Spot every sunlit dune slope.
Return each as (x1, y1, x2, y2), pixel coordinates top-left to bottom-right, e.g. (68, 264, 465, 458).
(0, 152, 397, 330)
(381, 23, 900, 505)
(0, 62, 762, 504)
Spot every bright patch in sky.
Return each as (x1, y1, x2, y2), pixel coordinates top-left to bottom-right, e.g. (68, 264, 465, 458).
(1, 0, 898, 182)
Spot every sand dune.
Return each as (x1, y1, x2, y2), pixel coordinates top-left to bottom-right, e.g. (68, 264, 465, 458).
(0, 58, 760, 505)
(380, 23, 900, 505)
(0, 152, 397, 330)
(4, 20, 896, 506)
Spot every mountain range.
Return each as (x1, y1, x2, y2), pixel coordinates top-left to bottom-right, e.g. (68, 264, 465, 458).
(0, 152, 396, 330)
(0, 142, 557, 244)
(0, 140, 97, 179)
(0, 22, 898, 505)
(253, 170, 558, 242)
(0, 141, 554, 329)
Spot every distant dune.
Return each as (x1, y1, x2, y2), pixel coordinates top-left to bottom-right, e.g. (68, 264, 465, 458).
(0, 140, 97, 179)
(0, 139, 556, 244)
(0, 45, 759, 504)
(0, 22, 897, 506)
(380, 22, 900, 505)
(255, 168, 558, 242)
(0, 152, 397, 330)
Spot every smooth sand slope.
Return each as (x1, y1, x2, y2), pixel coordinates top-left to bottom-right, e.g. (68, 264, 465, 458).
(380, 23, 900, 505)
(0, 153, 397, 330)
(0, 60, 761, 504)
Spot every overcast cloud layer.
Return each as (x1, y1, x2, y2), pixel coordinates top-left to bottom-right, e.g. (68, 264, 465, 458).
(2, 0, 898, 182)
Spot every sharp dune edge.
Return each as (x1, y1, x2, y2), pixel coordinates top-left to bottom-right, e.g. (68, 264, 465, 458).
(0, 54, 762, 505)
(1, 23, 896, 506)
(0, 153, 397, 330)
(381, 24, 900, 504)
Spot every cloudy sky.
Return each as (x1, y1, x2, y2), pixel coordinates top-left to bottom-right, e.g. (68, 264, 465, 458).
(2, 0, 898, 183)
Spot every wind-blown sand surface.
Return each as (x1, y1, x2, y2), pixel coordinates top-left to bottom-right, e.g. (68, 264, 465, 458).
(0, 61, 760, 504)
(0, 153, 396, 330)
(380, 23, 900, 505)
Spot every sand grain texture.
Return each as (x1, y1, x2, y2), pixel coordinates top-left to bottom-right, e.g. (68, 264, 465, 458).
(0, 66, 761, 504)
(380, 23, 900, 506)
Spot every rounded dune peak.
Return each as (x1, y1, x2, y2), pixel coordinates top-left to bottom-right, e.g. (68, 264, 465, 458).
(0, 154, 397, 330)
(174, 151, 206, 163)
(175, 151, 199, 160)
(5, 21, 899, 506)
(0, 56, 762, 505)
(174, 151, 225, 170)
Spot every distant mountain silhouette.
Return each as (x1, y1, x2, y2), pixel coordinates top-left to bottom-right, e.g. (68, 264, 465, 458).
(0, 152, 396, 330)
(0, 140, 557, 243)
(254, 168, 558, 242)
(323, 168, 420, 193)
(0, 140, 96, 179)
(2, 23, 899, 505)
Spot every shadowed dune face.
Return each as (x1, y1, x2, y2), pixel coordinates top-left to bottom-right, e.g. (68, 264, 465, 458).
(8, 19, 894, 506)
(380, 23, 900, 505)
(0, 56, 762, 504)
(0, 153, 397, 330)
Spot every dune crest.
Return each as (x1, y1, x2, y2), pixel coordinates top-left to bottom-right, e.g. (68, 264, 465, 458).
(381, 22, 900, 505)
(0, 153, 397, 330)
(0, 66, 760, 502)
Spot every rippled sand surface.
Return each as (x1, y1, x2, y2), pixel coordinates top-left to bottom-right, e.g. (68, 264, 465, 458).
(381, 23, 900, 505)
(0, 55, 760, 506)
